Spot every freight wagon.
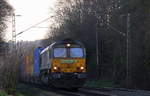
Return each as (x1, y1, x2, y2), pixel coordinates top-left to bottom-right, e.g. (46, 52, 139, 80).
(20, 47, 43, 82)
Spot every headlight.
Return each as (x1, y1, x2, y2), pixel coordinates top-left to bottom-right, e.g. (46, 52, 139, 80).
(67, 43, 71, 47)
(80, 67, 84, 70)
(54, 67, 57, 70)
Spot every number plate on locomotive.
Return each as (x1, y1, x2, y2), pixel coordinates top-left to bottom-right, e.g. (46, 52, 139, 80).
(61, 59, 77, 64)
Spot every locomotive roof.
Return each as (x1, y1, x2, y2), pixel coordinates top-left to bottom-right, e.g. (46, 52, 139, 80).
(40, 39, 85, 54)
(51, 39, 84, 47)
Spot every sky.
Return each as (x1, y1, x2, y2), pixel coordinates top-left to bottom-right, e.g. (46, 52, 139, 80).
(6, 0, 57, 41)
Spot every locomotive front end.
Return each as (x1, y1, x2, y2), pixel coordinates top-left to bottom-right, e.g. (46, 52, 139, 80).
(50, 39, 87, 88)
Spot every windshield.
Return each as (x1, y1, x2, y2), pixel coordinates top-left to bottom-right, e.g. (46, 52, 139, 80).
(54, 48, 67, 57)
(70, 48, 84, 57)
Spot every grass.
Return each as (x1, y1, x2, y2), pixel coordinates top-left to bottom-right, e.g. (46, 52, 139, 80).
(84, 79, 117, 88)
(16, 84, 43, 96)
(0, 89, 24, 96)
(0, 84, 43, 96)
(0, 90, 9, 96)
(16, 84, 61, 96)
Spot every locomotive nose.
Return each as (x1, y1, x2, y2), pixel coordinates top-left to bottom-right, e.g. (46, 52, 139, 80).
(52, 58, 86, 73)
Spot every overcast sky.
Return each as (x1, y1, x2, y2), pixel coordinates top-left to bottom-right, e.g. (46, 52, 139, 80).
(6, 0, 57, 41)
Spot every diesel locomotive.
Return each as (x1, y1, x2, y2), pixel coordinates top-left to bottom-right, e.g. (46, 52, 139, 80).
(20, 39, 87, 89)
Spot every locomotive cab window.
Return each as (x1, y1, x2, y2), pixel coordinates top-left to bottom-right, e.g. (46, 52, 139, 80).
(70, 48, 84, 57)
(54, 48, 67, 57)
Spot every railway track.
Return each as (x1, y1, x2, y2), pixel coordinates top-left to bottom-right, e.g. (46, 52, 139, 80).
(78, 88, 115, 96)
(82, 87, 150, 96)
(22, 83, 150, 96)
(28, 83, 112, 96)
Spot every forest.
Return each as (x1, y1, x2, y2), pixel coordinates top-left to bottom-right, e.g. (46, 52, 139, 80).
(43, 0, 150, 89)
(0, 0, 150, 93)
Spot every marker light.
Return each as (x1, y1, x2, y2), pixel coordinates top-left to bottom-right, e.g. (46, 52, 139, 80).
(67, 44, 71, 47)
(80, 67, 84, 70)
(54, 67, 57, 70)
